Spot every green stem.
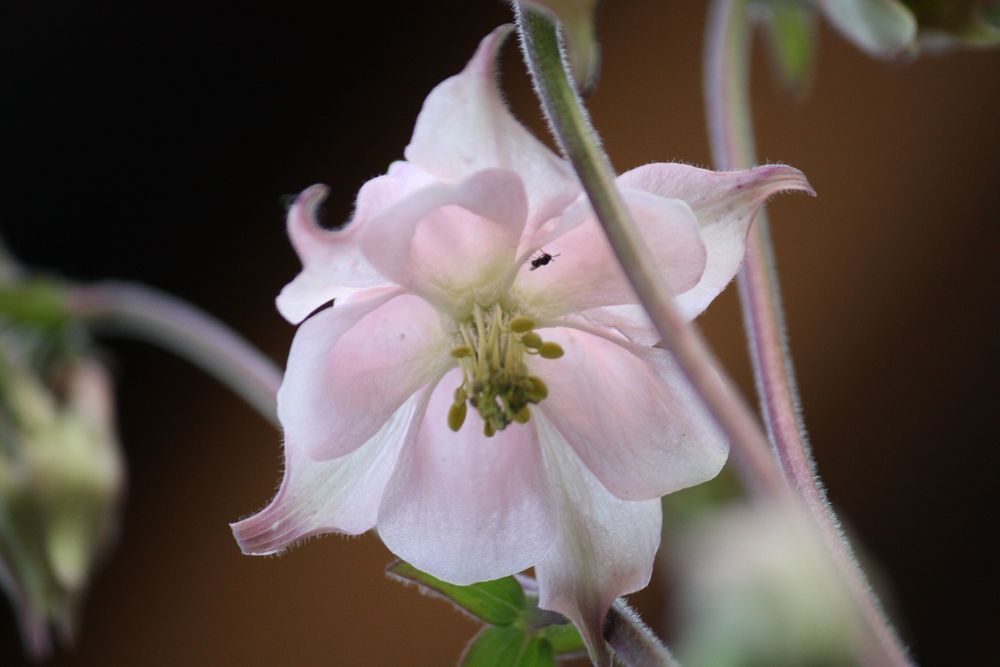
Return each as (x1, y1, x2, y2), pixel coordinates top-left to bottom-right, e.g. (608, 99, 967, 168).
(65, 281, 281, 427)
(703, 1, 912, 665)
(514, 6, 788, 499)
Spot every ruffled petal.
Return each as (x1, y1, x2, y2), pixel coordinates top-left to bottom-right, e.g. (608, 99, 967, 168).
(531, 326, 727, 501)
(516, 189, 706, 319)
(533, 413, 662, 666)
(276, 184, 397, 323)
(358, 168, 528, 311)
(278, 293, 453, 461)
(617, 163, 814, 320)
(405, 26, 578, 231)
(377, 370, 557, 585)
(231, 391, 425, 554)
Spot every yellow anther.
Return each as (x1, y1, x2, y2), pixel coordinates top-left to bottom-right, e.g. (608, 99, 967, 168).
(451, 345, 473, 358)
(448, 402, 468, 432)
(483, 421, 496, 438)
(539, 342, 565, 359)
(509, 316, 535, 333)
(513, 406, 531, 424)
(521, 332, 543, 349)
(527, 376, 548, 401)
(454, 387, 467, 403)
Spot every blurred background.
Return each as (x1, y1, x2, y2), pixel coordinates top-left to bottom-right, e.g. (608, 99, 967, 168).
(2, 1, 997, 664)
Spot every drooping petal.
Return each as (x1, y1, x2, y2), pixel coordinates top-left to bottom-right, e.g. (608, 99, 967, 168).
(232, 391, 425, 554)
(533, 413, 662, 666)
(531, 326, 727, 501)
(405, 26, 578, 231)
(517, 189, 706, 319)
(358, 168, 528, 312)
(278, 293, 453, 461)
(377, 370, 557, 585)
(617, 163, 814, 320)
(276, 184, 397, 323)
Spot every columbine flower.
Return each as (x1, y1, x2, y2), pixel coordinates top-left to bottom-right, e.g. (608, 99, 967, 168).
(232, 26, 812, 660)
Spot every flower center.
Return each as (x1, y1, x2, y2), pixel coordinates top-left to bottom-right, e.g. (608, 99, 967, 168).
(447, 303, 563, 437)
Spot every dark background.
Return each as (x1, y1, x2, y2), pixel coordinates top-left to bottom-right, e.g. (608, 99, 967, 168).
(2, 1, 997, 664)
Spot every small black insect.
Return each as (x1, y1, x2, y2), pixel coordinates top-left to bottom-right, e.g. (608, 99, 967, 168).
(529, 250, 561, 271)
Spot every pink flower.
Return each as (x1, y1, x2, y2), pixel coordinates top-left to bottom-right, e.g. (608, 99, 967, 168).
(232, 26, 812, 659)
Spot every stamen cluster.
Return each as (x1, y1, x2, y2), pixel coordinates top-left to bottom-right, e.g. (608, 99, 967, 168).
(448, 303, 563, 436)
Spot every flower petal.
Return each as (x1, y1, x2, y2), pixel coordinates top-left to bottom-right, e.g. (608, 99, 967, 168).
(531, 326, 727, 501)
(377, 370, 557, 585)
(517, 189, 706, 319)
(533, 413, 662, 666)
(278, 292, 452, 461)
(405, 26, 578, 230)
(358, 168, 528, 311)
(617, 163, 814, 320)
(231, 391, 424, 554)
(276, 184, 397, 323)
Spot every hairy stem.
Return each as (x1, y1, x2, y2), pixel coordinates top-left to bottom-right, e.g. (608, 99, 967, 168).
(514, 4, 788, 498)
(605, 600, 681, 667)
(65, 281, 281, 427)
(704, 1, 912, 665)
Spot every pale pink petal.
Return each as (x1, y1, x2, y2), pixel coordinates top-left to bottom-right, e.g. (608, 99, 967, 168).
(534, 414, 662, 666)
(566, 304, 658, 346)
(405, 26, 578, 231)
(277, 184, 393, 323)
(359, 168, 528, 312)
(531, 326, 727, 501)
(278, 293, 453, 461)
(516, 189, 706, 319)
(232, 391, 426, 554)
(617, 163, 814, 320)
(377, 370, 557, 585)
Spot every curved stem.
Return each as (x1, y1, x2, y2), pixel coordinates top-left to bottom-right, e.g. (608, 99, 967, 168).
(65, 281, 281, 427)
(704, 2, 912, 665)
(514, 5, 788, 499)
(605, 600, 681, 667)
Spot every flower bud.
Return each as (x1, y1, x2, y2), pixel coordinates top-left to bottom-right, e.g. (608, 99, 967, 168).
(672, 501, 862, 666)
(0, 353, 124, 659)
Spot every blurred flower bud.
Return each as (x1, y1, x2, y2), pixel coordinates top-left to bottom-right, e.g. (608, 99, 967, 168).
(1, 349, 124, 660)
(672, 501, 863, 667)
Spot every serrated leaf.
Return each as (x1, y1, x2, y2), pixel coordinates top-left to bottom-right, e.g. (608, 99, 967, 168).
(386, 560, 525, 626)
(760, 3, 817, 97)
(461, 626, 555, 667)
(539, 623, 586, 656)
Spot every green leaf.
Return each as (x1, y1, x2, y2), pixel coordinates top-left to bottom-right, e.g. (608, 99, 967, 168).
(461, 626, 555, 667)
(539, 623, 586, 656)
(759, 2, 817, 97)
(386, 561, 526, 626)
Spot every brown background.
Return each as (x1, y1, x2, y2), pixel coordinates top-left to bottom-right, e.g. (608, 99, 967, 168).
(2, 1, 998, 665)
